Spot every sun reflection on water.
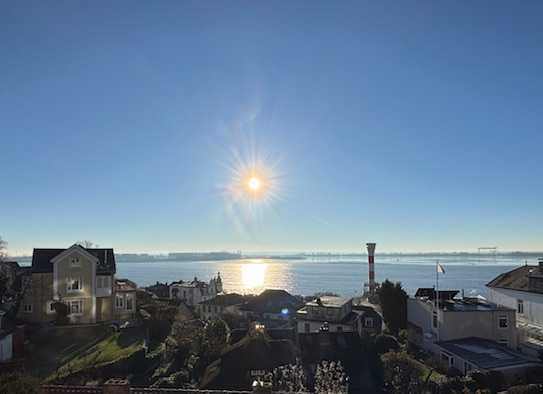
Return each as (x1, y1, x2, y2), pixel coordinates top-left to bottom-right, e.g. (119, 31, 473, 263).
(241, 261, 267, 290)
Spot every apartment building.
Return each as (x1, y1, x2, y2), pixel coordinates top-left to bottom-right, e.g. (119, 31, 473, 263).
(487, 259, 543, 356)
(408, 288, 518, 351)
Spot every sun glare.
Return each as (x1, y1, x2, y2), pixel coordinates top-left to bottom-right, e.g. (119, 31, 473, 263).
(241, 262, 266, 290)
(248, 176, 261, 191)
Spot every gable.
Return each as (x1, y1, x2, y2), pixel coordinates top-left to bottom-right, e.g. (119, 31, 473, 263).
(32, 246, 116, 275)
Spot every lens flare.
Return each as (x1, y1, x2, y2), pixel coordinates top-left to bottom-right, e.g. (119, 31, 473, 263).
(248, 176, 261, 191)
(221, 143, 283, 214)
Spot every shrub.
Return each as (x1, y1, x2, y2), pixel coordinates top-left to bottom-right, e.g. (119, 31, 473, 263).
(507, 384, 543, 394)
(0, 373, 40, 394)
(52, 301, 69, 325)
(382, 351, 425, 394)
(375, 334, 400, 354)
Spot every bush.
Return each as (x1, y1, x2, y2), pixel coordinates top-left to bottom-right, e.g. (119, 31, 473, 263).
(0, 373, 40, 394)
(375, 334, 400, 354)
(382, 351, 425, 394)
(52, 301, 69, 325)
(470, 370, 506, 393)
(507, 384, 543, 394)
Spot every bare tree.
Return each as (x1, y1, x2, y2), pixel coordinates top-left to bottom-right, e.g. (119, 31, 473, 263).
(76, 240, 97, 248)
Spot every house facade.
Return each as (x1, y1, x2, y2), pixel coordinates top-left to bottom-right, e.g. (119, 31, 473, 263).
(296, 296, 366, 335)
(196, 293, 247, 320)
(408, 288, 518, 352)
(169, 274, 223, 306)
(17, 244, 136, 325)
(487, 260, 543, 356)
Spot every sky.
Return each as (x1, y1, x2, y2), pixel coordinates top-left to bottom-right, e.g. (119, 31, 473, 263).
(1, 1, 543, 255)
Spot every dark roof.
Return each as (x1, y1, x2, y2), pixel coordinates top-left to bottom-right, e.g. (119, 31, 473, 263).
(238, 289, 302, 314)
(32, 247, 116, 275)
(200, 293, 247, 306)
(115, 278, 137, 292)
(352, 304, 382, 320)
(200, 332, 297, 390)
(436, 337, 540, 370)
(298, 331, 361, 364)
(487, 265, 542, 294)
(415, 288, 459, 301)
(297, 310, 360, 325)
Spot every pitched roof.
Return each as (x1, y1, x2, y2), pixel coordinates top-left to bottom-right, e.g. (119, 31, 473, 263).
(199, 293, 247, 306)
(436, 337, 540, 370)
(32, 247, 116, 275)
(238, 289, 302, 313)
(115, 278, 137, 292)
(487, 265, 541, 293)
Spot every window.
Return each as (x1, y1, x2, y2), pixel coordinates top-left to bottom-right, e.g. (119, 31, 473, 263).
(126, 297, 133, 311)
(97, 276, 109, 289)
(441, 352, 454, 367)
(498, 339, 509, 347)
(464, 362, 472, 374)
(116, 295, 124, 309)
(364, 317, 374, 328)
(67, 278, 81, 292)
(517, 299, 524, 314)
(71, 257, 80, 267)
(23, 304, 32, 313)
(70, 300, 83, 315)
(336, 326, 343, 332)
(304, 323, 310, 333)
(498, 315, 508, 329)
(432, 311, 438, 328)
(47, 301, 56, 314)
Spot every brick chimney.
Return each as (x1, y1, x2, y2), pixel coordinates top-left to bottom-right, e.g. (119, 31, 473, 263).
(103, 379, 129, 394)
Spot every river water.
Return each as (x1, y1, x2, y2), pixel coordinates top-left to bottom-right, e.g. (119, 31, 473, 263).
(116, 254, 539, 297)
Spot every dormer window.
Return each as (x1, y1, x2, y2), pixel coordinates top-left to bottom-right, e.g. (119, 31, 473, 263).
(71, 257, 81, 267)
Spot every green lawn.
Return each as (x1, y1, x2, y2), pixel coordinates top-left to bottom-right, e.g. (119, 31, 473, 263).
(48, 327, 144, 381)
(27, 325, 110, 378)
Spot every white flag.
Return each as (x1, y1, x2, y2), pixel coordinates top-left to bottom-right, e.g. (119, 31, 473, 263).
(437, 262, 445, 274)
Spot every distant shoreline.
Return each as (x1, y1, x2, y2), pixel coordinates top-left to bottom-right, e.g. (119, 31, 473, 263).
(11, 251, 542, 264)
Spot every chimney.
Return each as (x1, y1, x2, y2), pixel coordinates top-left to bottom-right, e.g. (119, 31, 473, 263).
(366, 243, 377, 296)
(539, 258, 543, 272)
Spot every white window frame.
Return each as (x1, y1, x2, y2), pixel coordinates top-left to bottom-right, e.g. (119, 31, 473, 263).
(364, 317, 374, 328)
(69, 299, 83, 316)
(126, 296, 133, 311)
(498, 338, 509, 347)
(97, 276, 110, 289)
(517, 299, 524, 315)
(47, 301, 56, 314)
(67, 277, 82, 293)
(116, 295, 124, 309)
(23, 304, 32, 313)
(498, 314, 508, 329)
(70, 257, 81, 267)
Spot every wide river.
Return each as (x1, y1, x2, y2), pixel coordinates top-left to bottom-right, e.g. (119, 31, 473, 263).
(116, 254, 540, 297)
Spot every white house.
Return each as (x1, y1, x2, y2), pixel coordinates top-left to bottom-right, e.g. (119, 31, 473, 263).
(296, 296, 360, 334)
(487, 260, 543, 357)
(408, 288, 518, 352)
(169, 273, 223, 306)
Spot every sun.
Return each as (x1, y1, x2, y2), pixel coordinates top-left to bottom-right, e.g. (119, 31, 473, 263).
(247, 176, 261, 191)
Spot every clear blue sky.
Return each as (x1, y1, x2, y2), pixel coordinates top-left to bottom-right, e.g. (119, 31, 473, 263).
(2, 1, 542, 255)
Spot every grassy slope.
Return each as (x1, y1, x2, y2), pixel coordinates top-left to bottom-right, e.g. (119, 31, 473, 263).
(41, 326, 144, 381)
(28, 325, 110, 378)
